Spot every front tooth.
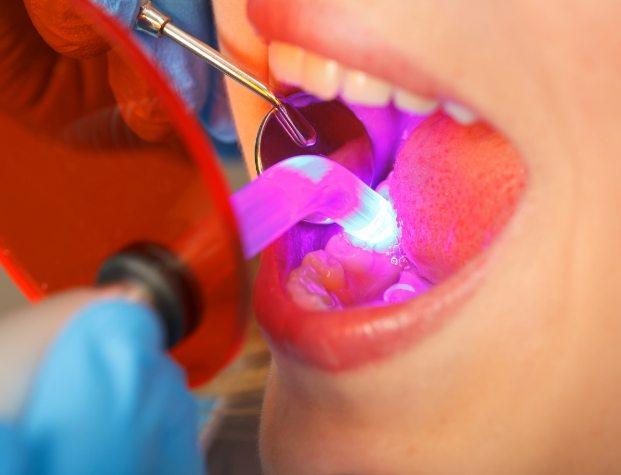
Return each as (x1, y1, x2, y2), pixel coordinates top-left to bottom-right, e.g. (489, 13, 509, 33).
(269, 42, 305, 86)
(442, 100, 478, 125)
(394, 88, 438, 115)
(341, 69, 392, 106)
(301, 51, 342, 100)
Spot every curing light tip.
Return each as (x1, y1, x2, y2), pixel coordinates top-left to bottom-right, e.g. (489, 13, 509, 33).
(231, 155, 400, 259)
(341, 190, 400, 252)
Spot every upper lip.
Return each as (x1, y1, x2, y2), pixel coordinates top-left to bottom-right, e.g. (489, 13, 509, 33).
(247, 0, 447, 99)
(248, 0, 491, 371)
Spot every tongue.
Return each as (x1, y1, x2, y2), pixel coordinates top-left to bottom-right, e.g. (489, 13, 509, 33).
(390, 113, 527, 283)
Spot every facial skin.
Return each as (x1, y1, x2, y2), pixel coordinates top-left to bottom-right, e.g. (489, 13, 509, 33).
(211, 1, 621, 473)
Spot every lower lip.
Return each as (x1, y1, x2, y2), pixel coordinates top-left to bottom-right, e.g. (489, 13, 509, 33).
(253, 230, 488, 371)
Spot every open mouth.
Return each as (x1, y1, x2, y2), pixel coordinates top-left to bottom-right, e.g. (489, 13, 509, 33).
(247, 3, 528, 371)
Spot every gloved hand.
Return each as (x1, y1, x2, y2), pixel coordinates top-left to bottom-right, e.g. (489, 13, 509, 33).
(0, 298, 204, 474)
(0, 0, 213, 142)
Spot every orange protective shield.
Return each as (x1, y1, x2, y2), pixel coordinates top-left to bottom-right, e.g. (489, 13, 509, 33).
(0, 1, 248, 386)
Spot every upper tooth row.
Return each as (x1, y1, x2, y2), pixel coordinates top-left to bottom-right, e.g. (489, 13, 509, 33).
(268, 42, 478, 125)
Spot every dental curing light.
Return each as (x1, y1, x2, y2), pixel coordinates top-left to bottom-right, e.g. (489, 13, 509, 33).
(232, 155, 399, 259)
(0, 0, 385, 387)
(340, 187, 400, 251)
(97, 155, 397, 350)
(96, 153, 398, 352)
(0, 0, 246, 387)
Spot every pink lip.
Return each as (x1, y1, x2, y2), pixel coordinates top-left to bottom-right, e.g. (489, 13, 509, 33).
(247, 0, 492, 371)
(253, 227, 487, 371)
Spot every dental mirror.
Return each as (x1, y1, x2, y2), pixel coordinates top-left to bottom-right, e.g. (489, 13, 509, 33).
(255, 93, 375, 223)
(137, 1, 316, 147)
(136, 1, 376, 223)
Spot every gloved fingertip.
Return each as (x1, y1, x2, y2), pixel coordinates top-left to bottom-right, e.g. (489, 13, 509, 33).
(0, 423, 26, 474)
(24, 0, 111, 58)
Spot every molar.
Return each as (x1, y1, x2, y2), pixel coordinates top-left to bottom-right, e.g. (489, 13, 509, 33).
(301, 250, 346, 292)
(286, 265, 338, 310)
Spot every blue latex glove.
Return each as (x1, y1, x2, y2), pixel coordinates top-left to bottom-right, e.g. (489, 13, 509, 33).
(0, 299, 204, 475)
(94, 0, 237, 144)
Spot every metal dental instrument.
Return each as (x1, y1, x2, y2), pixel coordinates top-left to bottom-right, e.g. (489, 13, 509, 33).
(255, 93, 376, 223)
(136, 0, 317, 148)
(136, 1, 377, 226)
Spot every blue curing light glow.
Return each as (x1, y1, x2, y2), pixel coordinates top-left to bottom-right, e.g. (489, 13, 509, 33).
(338, 186, 400, 252)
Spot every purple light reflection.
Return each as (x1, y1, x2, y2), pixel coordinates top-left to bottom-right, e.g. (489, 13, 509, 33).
(230, 155, 399, 259)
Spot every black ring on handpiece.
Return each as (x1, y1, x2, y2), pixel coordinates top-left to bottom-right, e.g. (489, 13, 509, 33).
(96, 243, 201, 349)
